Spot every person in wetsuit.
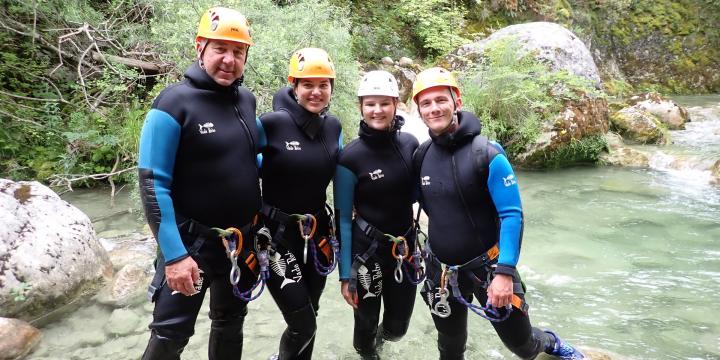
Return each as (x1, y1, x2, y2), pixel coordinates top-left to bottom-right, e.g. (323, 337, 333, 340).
(412, 67, 585, 360)
(334, 71, 420, 359)
(137, 7, 262, 360)
(258, 47, 343, 360)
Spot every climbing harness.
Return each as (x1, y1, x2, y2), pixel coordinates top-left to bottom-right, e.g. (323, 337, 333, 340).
(425, 243, 529, 321)
(214, 219, 273, 302)
(260, 203, 339, 276)
(348, 216, 425, 294)
(308, 204, 340, 275)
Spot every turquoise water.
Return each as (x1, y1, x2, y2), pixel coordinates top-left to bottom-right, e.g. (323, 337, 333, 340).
(31, 97, 720, 359)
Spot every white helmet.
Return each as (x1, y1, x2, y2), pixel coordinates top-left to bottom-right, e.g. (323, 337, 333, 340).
(357, 70, 399, 98)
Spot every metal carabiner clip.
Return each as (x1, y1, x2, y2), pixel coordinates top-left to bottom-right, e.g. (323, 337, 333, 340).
(297, 214, 317, 263)
(229, 254, 241, 285)
(432, 290, 451, 318)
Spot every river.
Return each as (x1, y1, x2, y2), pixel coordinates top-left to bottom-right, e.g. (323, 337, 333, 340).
(28, 96, 720, 359)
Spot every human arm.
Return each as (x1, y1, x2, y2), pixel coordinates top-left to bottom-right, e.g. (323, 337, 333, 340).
(334, 164, 358, 307)
(138, 109, 198, 295)
(485, 149, 523, 307)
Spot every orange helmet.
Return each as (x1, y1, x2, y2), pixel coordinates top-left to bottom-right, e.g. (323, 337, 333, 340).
(287, 48, 336, 83)
(196, 7, 254, 46)
(411, 67, 461, 104)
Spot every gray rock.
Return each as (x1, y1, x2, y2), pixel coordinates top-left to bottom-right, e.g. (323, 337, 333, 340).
(0, 180, 113, 320)
(102, 232, 156, 270)
(443, 22, 601, 88)
(398, 57, 413, 67)
(610, 107, 669, 144)
(599, 132, 650, 167)
(629, 93, 689, 130)
(96, 263, 153, 307)
(380, 56, 394, 65)
(0, 317, 41, 360)
(392, 67, 417, 104)
(711, 160, 720, 185)
(104, 308, 141, 336)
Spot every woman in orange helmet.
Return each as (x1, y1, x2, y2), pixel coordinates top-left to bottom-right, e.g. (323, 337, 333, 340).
(258, 48, 343, 360)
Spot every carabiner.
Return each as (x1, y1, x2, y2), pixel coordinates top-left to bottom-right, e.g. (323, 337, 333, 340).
(229, 255, 241, 285)
(432, 290, 451, 318)
(297, 214, 317, 263)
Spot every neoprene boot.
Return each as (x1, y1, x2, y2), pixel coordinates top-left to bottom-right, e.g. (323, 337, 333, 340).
(141, 331, 189, 360)
(208, 315, 245, 360)
(544, 330, 585, 360)
(278, 304, 317, 360)
(438, 331, 466, 360)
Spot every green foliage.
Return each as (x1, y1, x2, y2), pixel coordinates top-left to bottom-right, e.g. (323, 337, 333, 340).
(11, 282, 32, 302)
(334, 0, 468, 63)
(540, 134, 608, 168)
(460, 37, 600, 157)
(604, 78, 635, 98)
(397, 0, 468, 59)
(150, 0, 361, 141)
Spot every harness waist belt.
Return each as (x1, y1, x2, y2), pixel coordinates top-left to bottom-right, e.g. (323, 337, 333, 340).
(348, 216, 415, 292)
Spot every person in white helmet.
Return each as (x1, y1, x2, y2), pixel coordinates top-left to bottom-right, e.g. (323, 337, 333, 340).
(334, 70, 421, 359)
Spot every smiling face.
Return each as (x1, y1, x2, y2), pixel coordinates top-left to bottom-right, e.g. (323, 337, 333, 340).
(198, 39, 247, 86)
(294, 78, 332, 114)
(416, 86, 462, 135)
(360, 95, 397, 131)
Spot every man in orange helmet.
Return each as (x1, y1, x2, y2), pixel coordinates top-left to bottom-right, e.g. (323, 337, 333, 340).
(138, 7, 262, 359)
(412, 67, 585, 360)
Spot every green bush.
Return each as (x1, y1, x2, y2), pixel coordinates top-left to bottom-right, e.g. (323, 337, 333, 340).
(459, 37, 601, 158)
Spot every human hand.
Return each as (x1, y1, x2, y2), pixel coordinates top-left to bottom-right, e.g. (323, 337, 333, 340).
(341, 281, 359, 309)
(165, 257, 200, 296)
(486, 273, 513, 309)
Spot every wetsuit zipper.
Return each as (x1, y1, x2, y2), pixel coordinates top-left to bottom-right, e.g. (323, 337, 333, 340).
(451, 153, 477, 229)
(232, 88, 258, 168)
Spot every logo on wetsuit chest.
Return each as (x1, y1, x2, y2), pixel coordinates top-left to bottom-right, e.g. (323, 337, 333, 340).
(369, 169, 384, 180)
(198, 122, 216, 134)
(421, 176, 431, 186)
(285, 141, 301, 150)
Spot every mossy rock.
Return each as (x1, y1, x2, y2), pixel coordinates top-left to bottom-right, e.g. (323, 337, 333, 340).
(609, 107, 670, 144)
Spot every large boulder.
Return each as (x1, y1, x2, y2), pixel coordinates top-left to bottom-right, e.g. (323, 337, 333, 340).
(610, 107, 669, 144)
(514, 95, 610, 168)
(0, 180, 113, 320)
(0, 317, 41, 360)
(628, 93, 690, 130)
(442, 21, 601, 88)
(599, 132, 650, 167)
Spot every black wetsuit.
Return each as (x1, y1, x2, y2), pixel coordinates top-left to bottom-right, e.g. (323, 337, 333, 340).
(415, 111, 556, 360)
(258, 87, 343, 360)
(137, 61, 262, 360)
(334, 118, 420, 357)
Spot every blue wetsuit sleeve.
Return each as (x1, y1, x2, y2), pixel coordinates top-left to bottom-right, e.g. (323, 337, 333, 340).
(256, 117, 266, 168)
(486, 153, 523, 273)
(338, 129, 344, 151)
(138, 109, 187, 264)
(334, 164, 357, 280)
